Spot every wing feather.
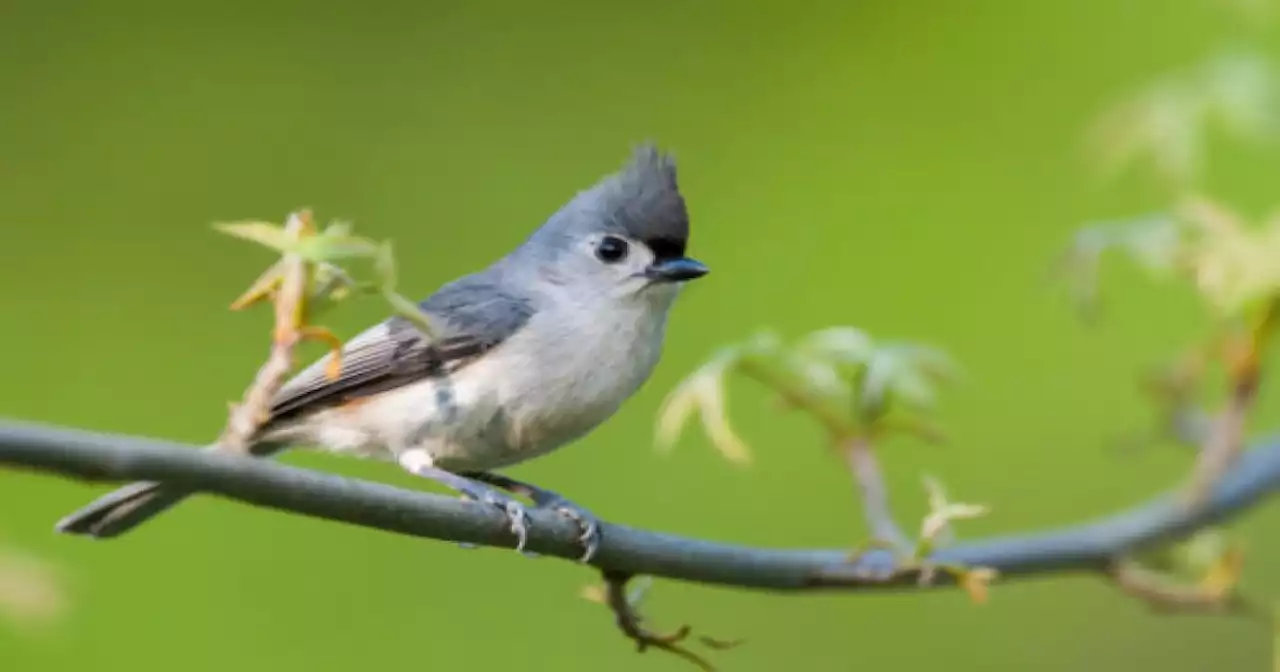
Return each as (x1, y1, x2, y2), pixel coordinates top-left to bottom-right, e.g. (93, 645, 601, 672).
(263, 272, 534, 424)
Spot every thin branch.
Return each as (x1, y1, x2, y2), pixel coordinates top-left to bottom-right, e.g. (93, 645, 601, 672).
(1186, 301, 1278, 506)
(2, 419, 1279, 592)
(601, 571, 717, 671)
(217, 210, 316, 454)
(1107, 557, 1257, 617)
(841, 436, 910, 551)
(1186, 384, 1257, 506)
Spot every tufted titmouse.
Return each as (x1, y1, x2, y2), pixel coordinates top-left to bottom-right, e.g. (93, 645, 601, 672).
(55, 143, 708, 561)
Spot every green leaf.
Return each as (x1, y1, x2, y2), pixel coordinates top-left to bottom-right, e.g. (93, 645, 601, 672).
(374, 240, 400, 290)
(294, 225, 381, 261)
(214, 221, 298, 253)
(858, 351, 897, 416)
(780, 351, 851, 403)
(1055, 214, 1189, 315)
(216, 217, 381, 264)
(796, 326, 876, 365)
(655, 347, 752, 465)
(385, 290, 436, 338)
(1085, 48, 1279, 186)
(1179, 197, 1280, 315)
(855, 343, 957, 416)
(1088, 82, 1202, 184)
(1200, 51, 1279, 142)
(885, 343, 960, 383)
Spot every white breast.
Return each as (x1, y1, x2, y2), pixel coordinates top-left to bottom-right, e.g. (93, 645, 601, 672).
(440, 296, 669, 470)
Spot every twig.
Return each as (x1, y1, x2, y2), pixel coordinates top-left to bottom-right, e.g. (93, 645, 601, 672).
(601, 571, 718, 671)
(737, 360, 914, 549)
(1108, 557, 1257, 617)
(1187, 386, 1257, 505)
(1130, 353, 1214, 451)
(216, 210, 318, 454)
(1186, 300, 1280, 506)
(841, 436, 911, 551)
(3, 420, 1279, 593)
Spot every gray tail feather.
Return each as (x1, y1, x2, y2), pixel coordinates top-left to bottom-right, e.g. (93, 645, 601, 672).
(55, 440, 289, 538)
(54, 481, 193, 538)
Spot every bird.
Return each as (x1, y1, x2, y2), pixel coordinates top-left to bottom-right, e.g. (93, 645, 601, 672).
(54, 142, 709, 562)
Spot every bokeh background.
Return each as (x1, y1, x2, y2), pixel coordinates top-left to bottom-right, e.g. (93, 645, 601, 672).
(4, 1, 1280, 670)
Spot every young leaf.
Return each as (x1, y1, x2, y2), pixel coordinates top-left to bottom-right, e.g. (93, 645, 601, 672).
(373, 240, 438, 338)
(1179, 197, 1280, 315)
(918, 475, 989, 550)
(294, 223, 381, 261)
(215, 221, 299, 254)
(656, 349, 752, 465)
(795, 326, 876, 366)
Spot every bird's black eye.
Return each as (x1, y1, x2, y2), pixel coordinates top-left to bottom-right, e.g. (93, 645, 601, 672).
(594, 236, 629, 263)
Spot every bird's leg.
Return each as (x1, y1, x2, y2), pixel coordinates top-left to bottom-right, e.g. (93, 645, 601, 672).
(464, 471, 602, 563)
(397, 450, 531, 553)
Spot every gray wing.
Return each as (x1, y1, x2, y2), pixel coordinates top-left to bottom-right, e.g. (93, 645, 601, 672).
(265, 273, 535, 424)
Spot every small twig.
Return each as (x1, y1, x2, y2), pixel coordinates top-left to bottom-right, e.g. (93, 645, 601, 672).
(735, 360, 915, 551)
(215, 210, 325, 454)
(1130, 352, 1214, 452)
(1187, 300, 1280, 506)
(1187, 385, 1256, 505)
(1108, 557, 1256, 617)
(842, 436, 911, 551)
(600, 571, 729, 671)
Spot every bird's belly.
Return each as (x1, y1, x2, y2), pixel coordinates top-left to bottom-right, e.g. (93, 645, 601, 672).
(425, 392, 620, 472)
(310, 367, 569, 472)
(282, 314, 661, 473)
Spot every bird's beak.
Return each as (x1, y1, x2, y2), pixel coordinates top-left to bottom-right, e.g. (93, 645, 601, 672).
(644, 256, 709, 283)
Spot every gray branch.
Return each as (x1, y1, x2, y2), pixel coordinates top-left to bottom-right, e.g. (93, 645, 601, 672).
(2, 418, 1278, 591)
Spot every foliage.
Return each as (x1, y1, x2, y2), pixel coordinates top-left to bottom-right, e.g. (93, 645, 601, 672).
(216, 213, 438, 338)
(656, 327, 958, 464)
(1087, 50, 1279, 187)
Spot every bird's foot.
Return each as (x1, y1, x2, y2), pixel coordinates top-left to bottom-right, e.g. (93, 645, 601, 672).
(537, 495, 602, 563)
(397, 455, 533, 553)
(467, 472, 603, 563)
(452, 480, 532, 553)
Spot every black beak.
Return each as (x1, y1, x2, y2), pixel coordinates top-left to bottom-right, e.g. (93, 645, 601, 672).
(644, 256, 709, 283)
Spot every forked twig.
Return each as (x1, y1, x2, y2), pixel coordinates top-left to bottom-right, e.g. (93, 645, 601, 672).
(598, 571, 741, 671)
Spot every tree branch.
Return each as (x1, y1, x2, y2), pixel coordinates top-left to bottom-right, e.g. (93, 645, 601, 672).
(2, 418, 1278, 592)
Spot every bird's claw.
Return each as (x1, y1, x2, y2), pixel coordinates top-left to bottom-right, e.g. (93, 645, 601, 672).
(458, 484, 532, 553)
(450, 472, 601, 561)
(540, 498, 601, 563)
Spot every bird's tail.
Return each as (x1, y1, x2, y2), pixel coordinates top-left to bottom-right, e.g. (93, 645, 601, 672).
(54, 480, 192, 538)
(55, 441, 286, 539)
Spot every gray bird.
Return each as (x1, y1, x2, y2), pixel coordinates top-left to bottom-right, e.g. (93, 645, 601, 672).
(55, 142, 708, 562)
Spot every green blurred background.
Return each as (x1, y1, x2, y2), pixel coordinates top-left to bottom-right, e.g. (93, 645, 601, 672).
(3, 1, 1279, 670)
